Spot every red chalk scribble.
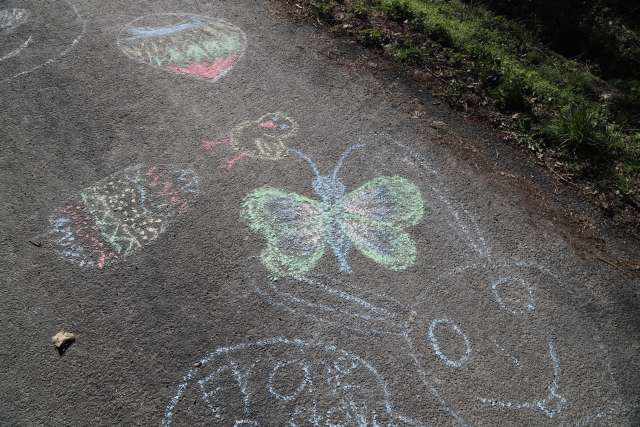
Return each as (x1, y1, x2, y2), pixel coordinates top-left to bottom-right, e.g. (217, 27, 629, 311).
(201, 137, 231, 151)
(166, 54, 240, 80)
(221, 153, 248, 170)
(146, 165, 161, 185)
(146, 165, 188, 209)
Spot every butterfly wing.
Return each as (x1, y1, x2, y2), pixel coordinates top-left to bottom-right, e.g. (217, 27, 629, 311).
(241, 187, 325, 278)
(343, 176, 424, 271)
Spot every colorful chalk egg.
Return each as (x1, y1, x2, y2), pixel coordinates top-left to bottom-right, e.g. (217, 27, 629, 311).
(46, 164, 199, 268)
(117, 13, 246, 81)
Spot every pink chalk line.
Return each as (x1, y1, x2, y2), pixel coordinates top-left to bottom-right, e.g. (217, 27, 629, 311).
(166, 54, 240, 80)
(201, 137, 231, 151)
(221, 153, 248, 170)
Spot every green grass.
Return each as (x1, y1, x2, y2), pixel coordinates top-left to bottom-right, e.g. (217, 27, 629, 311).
(378, 0, 598, 108)
(309, 0, 640, 211)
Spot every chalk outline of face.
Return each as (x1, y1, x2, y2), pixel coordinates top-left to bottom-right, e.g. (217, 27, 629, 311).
(408, 261, 619, 422)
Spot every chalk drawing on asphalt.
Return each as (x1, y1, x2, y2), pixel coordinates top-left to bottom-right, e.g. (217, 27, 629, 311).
(117, 14, 246, 81)
(161, 337, 421, 426)
(491, 276, 536, 315)
(406, 260, 626, 424)
(0, 8, 31, 62)
(0, 1, 86, 82)
(478, 336, 567, 418)
(248, 264, 409, 336)
(427, 319, 472, 369)
(44, 164, 199, 268)
(202, 112, 298, 170)
(0, 8, 29, 34)
(241, 144, 425, 278)
(390, 139, 489, 259)
(232, 137, 625, 424)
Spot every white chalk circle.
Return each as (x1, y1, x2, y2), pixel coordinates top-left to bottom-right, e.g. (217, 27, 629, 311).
(490, 277, 536, 315)
(427, 319, 471, 368)
(267, 360, 311, 402)
(117, 14, 246, 82)
(161, 337, 413, 426)
(0, 0, 86, 82)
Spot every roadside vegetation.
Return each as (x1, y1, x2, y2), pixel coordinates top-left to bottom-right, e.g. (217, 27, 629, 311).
(292, 0, 640, 230)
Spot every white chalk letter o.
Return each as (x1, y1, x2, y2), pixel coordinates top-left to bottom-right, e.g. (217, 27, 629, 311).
(267, 360, 311, 401)
(427, 319, 471, 368)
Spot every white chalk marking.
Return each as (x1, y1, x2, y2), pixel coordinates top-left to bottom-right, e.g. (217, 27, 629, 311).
(250, 267, 408, 337)
(0, 35, 31, 63)
(427, 319, 472, 369)
(2, 0, 87, 82)
(490, 277, 536, 315)
(478, 337, 567, 418)
(391, 139, 490, 258)
(402, 330, 468, 425)
(267, 360, 311, 401)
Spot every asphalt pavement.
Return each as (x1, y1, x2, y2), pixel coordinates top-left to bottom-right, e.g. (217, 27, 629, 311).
(1, 0, 639, 425)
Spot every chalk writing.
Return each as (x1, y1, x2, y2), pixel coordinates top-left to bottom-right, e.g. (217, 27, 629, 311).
(161, 337, 417, 426)
(46, 164, 199, 268)
(0, 1, 86, 82)
(241, 145, 425, 278)
(202, 112, 298, 169)
(427, 319, 471, 369)
(267, 360, 311, 402)
(117, 14, 246, 81)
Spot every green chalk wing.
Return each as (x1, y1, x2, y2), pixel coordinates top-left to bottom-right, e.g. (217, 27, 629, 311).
(343, 176, 425, 270)
(241, 187, 326, 278)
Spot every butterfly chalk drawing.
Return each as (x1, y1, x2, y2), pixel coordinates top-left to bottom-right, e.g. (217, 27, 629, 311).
(241, 145, 425, 278)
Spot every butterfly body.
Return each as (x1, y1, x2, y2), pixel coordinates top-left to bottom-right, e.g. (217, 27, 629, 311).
(312, 173, 353, 272)
(242, 145, 425, 278)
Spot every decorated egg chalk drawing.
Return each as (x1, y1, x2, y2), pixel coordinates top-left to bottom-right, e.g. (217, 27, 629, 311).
(117, 14, 246, 81)
(46, 164, 199, 269)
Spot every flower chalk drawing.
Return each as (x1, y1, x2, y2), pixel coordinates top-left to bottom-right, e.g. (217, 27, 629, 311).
(117, 13, 246, 81)
(241, 145, 425, 278)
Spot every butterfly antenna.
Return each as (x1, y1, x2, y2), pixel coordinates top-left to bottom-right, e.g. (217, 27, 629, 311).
(288, 148, 321, 178)
(332, 144, 365, 179)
